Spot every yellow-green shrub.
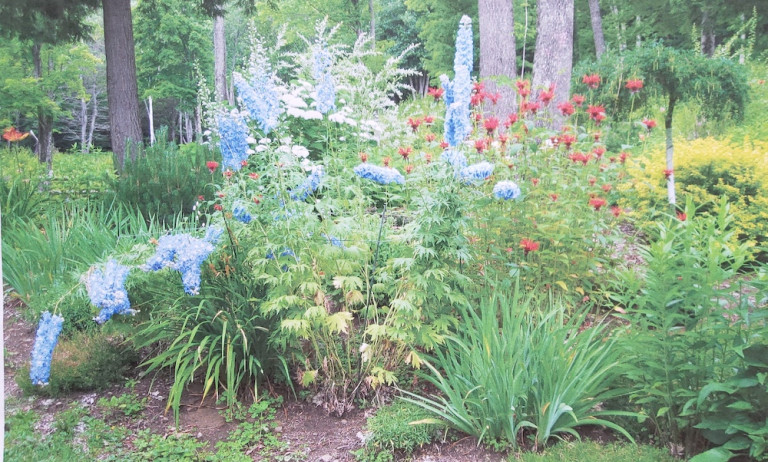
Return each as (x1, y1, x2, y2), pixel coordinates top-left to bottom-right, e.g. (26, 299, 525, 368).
(623, 137, 768, 258)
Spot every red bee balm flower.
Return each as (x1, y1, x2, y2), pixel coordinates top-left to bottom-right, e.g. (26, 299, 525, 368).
(642, 118, 657, 130)
(398, 146, 413, 160)
(214, 204, 223, 211)
(407, 117, 422, 132)
(427, 87, 444, 101)
(663, 169, 673, 179)
(206, 161, 219, 173)
(587, 105, 606, 123)
(483, 116, 499, 135)
(3, 127, 29, 142)
(611, 205, 622, 217)
(589, 197, 607, 211)
(619, 152, 630, 163)
(249, 172, 259, 180)
(558, 101, 575, 116)
(487, 92, 501, 104)
(505, 113, 519, 127)
(539, 84, 555, 105)
(439, 141, 449, 149)
(423, 115, 435, 124)
(359, 152, 369, 162)
(425, 133, 436, 142)
(677, 211, 687, 221)
(625, 79, 644, 94)
(531, 178, 539, 186)
(474, 139, 487, 153)
(520, 239, 540, 255)
(582, 74, 601, 89)
(560, 134, 576, 148)
(571, 94, 586, 106)
(382, 156, 392, 167)
(602, 184, 612, 192)
(223, 170, 234, 179)
(470, 93, 486, 107)
(405, 164, 414, 174)
(550, 194, 559, 201)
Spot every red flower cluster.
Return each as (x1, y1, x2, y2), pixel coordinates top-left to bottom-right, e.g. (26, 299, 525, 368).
(642, 118, 657, 130)
(582, 74, 601, 89)
(424, 133, 436, 142)
(558, 101, 575, 116)
(206, 161, 219, 173)
(569, 152, 590, 165)
(249, 172, 259, 180)
(586, 105, 606, 123)
(359, 152, 368, 162)
(427, 87, 444, 101)
(572, 94, 586, 106)
(407, 117, 422, 132)
(592, 146, 606, 159)
(677, 211, 687, 221)
(619, 152, 630, 163)
(474, 139, 487, 153)
(382, 156, 392, 167)
(516, 79, 531, 99)
(589, 197, 607, 211)
(3, 126, 29, 142)
(505, 113, 519, 127)
(398, 146, 413, 160)
(663, 169, 673, 179)
(559, 133, 576, 148)
(539, 84, 555, 105)
(520, 238, 540, 255)
(483, 116, 499, 135)
(521, 101, 541, 115)
(423, 115, 435, 124)
(625, 79, 644, 94)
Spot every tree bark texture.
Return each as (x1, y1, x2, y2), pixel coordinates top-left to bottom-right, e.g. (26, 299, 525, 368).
(80, 96, 88, 151)
(478, 0, 517, 118)
(531, 0, 574, 129)
(87, 85, 98, 152)
(213, 13, 227, 103)
(588, 0, 606, 58)
(368, 0, 375, 47)
(146, 96, 155, 145)
(700, 8, 715, 57)
(665, 94, 677, 205)
(103, 0, 142, 169)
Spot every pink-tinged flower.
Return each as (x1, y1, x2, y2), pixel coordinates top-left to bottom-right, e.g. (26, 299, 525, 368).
(625, 79, 644, 94)
(569, 152, 589, 165)
(558, 101, 575, 116)
(197, 195, 205, 201)
(520, 238, 540, 255)
(423, 115, 435, 124)
(572, 94, 586, 106)
(474, 112, 483, 122)
(589, 197, 607, 211)
(241, 160, 248, 167)
(560, 134, 576, 148)
(473, 81, 485, 92)
(758, 79, 766, 85)
(611, 205, 622, 217)
(407, 117, 422, 132)
(609, 156, 616, 163)
(253, 195, 262, 204)
(498, 134, 509, 146)
(550, 193, 559, 201)
(217, 192, 225, 198)
(539, 84, 555, 105)
(427, 87, 444, 101)
(483, 116, 499, 135)
(398, 146, 413, 160)
(359, 152, 368, 163)
(440, 140, 449, 149)
(424, 153, 432, 164)
(663, 169, 673, 179)
(214, 204, 223, 211)
(589, 177, 597, 186)
(642, 118, 657, 130)
(531, 177, 539, 186)
(248, 172, 259, 180)
(587, 105, 606, 122)
(677, 211, 687, 221)
(470, 92, 486, 106)
(3, 126, 29, 142)
(405, 164, 414, 174)
(593, 131, 602, 142)
(602, 184, 612, 192)
(425, 132, 437, 142)
(592, 146, 606, 159)
(474, 139, 487, 153)
(487, 92, 501, 104)
(223, 170, 234, 179)
(382, 156, 392, 167)
(582, 74, 601, 89)
(516, 79, 530, 96)
(522, 101, 541, 114)
(206, 161, 219, 173)
(619, 152, 629, 163)
(505, 113, 519, 128)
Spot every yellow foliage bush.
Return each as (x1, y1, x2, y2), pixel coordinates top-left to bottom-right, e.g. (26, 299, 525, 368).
(623, 137, 768, 257)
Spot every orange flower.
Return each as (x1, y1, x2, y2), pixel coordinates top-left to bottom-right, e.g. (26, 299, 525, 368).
(3, 126, 29, 142)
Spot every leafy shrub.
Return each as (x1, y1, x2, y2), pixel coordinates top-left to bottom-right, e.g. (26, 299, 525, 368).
(401, 285, 632, 450)
(98, 392, 148, 418)
(108, 130, 221, 225)
(356, 400, 441, 461)
(17, 330, 138, 397)
(129, 430, 208, 461)
(518, 441, 677, 462)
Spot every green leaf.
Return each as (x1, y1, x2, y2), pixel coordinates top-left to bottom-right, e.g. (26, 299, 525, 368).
(689, 447, 733, 462)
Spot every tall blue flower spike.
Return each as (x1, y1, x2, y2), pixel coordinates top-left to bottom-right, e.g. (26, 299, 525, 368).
(312, 42, 336, 114)
(216, 112, 250, 172)
(87, 259, 134, 324)
(233, 71, 281, 134)
(30, 311, 64, 386)
(290, 166, 325, 201)
(353, 164, 406, 185)
(143, 234, 216, 295)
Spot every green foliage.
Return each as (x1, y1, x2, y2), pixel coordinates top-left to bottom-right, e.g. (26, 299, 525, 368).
(98, 392, 148, 418)
(516, 440, 677, 462)
(612, 200, 763, 457)
(357, 400, 441, 461)
(401, 285, 633, 450)
(130, 429, 209, 461)
(210, 397, 289, 461)
(17, 330, 139, 397)
(108, 133, 221, 225)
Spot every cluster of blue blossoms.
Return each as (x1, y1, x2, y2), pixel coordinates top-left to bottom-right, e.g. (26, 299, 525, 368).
(493, 181, 522, 200)
(312, 43, 336, 114)
(233, 71, 281, 134)
(460, 162, 495, 184)
(441, 16, 473, 148)
(290, 166, 325, 201)
(232, 202, 253, 224)
(143, 232, 218, 295)
(216, 112, 250, 171)
(87, 259, 134, 324)
(441, 150, 468, 171)
(29, 312, 64, 386)
(353, 163, 406, 185)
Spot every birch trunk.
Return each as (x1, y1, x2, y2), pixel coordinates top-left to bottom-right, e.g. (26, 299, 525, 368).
(146, 96, 155, 145)
(588, 0, 606, 58)
(213, 13, 227, 103)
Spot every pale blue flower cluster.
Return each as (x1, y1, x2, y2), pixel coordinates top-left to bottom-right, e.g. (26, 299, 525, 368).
(233, 71, 281, 134)
(454, 15, 474, 75)
(441, 149, 468, 170)
(323, 234, 345, 249)
(444, 101, 471, 147)
(439, 74, 454, 106)
(204, 226, 223, 245)
(290, 166, 324, 201)
(87, 259, 134, 324)
(143, 234, 216, 295)
(232, 202, 252, 224)
(460, 161, 495, 184)
(353, 164, 405, 185)
(313, 44, 336, 114)
(30, 311, 64, 386)
(266, 248, 295, 260)
(216, 113, 250, 171)
(493, 181, 522, 200)
(442, 17, 473, 147)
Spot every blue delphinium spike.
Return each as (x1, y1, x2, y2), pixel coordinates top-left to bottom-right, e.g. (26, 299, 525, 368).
(460, 161, 495, 184)
(232, 202, 252, 224)
(233, 71, 281, 134)
(30, 311, 64, 386)
(216, 112, 250, 172)
(87, 259, 134, 324)
(143, 234, 216, 295)
(493, 181, 522, 200)
(204, 226, 224, 245)
(353, 164, 405, 185)
(439, 74, 454, 106)
(313, 43, 336, 114)
(441, 150, 468, 171)
(290, 166, 325, 201)
(454, 15, 473, 76)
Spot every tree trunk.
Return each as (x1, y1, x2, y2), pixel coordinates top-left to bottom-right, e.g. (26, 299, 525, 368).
(665, 94, 677, 205)
(700, 8, 715, 57)
(611, 4, 626, 51)
(739, 13, 746, 64)
(531, 0, 574, 129)
(588, 0, 606, 58)
(213, 13, 227, 103)
(368, 0, 375, 48)
(103, 0, 142, 170)
(38, 113, 53, 175)
(80, 95, 88, 153)
(195, 102, 202, 141)
(146, 96, 155, 145)
(478, 0, 517, 118)
(87, 85, 98, 153)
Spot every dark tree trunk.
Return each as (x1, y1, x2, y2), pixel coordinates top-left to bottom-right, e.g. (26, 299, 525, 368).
(31, 43, 52, 167)
(588, 0, 606, 58)
(700, 8, 715, 57)
(87, 84, 98, 153)
(478, 0, 517, 118)
(103, 0, 142, 170)
(213, 13, 227, 102)
(531, 0, 574, 129)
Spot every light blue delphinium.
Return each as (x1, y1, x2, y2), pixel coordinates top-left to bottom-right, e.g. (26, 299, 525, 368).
(460, 161, 495, 184)
(493, 181, 522, 200)
(439, 74, 454, 106)
(441, 149, 468, 171)
(29, 311, 64, 386)
(87, 259, 135, 324)
(143, 234, 216, 295)
(444, 101, 471, 147)
(266, 248, 296, 260)
(452, 65, 472, 108)
(290, 165, 325, 201)
(353, 164, 406, 185)
(323, 234, 345, 249)
(312, 43, 336, 114)
(233, 71, 281, 134)
(454, 15, 473, 76)
(216, 112, 250, 171)
(204, 226, 224, 245)
(232, 202, 252, 224)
